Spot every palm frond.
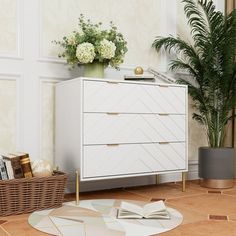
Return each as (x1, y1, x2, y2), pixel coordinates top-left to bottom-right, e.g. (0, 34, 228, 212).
(152, 0, 236, 147)
(192, 113, 205, 124)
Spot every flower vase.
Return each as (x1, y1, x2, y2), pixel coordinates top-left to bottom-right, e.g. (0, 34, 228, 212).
(84, 62, 104, 78)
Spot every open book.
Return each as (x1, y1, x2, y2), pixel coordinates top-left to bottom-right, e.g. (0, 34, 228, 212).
(117, 201, 170, 219)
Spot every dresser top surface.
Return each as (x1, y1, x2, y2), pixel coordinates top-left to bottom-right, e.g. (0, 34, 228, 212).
(56, 77, 188, 88)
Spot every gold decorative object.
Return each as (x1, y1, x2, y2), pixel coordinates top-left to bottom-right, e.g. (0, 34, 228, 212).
(200, 179, 234, 189)
(20, 154, 33, 178)
(134, 66, 144, 75)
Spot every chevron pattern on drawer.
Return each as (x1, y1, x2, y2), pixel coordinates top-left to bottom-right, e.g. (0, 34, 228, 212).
(80, 79, 188, 180)
(83, 113, 186, 145)
(83, 142, 186, 178)
(83, 80, 186, 114)
(55, 78, 188, 182)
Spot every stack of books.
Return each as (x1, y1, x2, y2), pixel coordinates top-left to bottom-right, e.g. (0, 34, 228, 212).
(0, 153, 33, 180)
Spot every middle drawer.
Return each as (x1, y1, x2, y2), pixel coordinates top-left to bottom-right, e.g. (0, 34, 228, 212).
(83, 113, 186, 145)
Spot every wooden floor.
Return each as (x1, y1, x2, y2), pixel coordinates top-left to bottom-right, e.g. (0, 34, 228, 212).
(1, 180, 236, 235)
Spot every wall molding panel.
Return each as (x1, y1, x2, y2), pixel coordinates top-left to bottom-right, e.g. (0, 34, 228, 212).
(0, 73, 23, 153)
(38, 0, 65, 64)
(0, 0, 23, 59)
(38, 76, 68, 164)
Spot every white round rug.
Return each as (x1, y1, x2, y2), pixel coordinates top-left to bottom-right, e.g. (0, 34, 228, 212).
(28, 199, 183, 236)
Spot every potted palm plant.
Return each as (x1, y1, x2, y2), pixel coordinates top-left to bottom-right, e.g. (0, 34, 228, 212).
(152, 0, 236, 188)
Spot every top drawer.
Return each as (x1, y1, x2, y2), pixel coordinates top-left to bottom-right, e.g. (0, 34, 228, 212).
(83, 80, 186, 114)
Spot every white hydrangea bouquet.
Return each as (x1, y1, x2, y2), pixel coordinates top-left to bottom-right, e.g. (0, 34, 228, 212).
(53, 14, 128, 69)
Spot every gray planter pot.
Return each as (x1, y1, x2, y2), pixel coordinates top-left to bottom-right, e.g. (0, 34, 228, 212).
(198, 147, 235, 188)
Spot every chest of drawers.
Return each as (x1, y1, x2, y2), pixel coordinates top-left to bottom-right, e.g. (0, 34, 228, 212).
(55, 77, 188, 184)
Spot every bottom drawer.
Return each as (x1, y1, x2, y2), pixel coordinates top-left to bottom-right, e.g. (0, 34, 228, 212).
(83, 142, 186, 179)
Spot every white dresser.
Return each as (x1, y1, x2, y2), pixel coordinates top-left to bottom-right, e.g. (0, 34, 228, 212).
(55, 77, 188, 189)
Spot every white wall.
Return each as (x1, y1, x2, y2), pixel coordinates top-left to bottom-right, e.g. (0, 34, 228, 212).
(0, 0, 224, 190)
(0, 0, 175, 162)
(41, 0, 164, 68)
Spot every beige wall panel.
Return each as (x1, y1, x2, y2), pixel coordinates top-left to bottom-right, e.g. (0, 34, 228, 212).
(234, 120, 236, 147)
(41, 0, 162, 66)
(225, 0, 236, 14)
(225, 0, 236, 150)
(0, 0, 17, 54)
(0, 79, 16, 153)
(188, 97, 208, 160)
(41, 81, 56, 164)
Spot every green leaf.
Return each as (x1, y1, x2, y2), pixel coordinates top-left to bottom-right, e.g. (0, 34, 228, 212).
(152, 0, 236, 147)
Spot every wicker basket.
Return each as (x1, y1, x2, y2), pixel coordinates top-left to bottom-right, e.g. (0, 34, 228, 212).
(0, 171, 67, 216)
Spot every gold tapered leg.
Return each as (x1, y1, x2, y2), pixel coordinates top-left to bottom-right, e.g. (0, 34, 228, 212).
(182, 172, 186, 192)
(76, 171, 80, 205)
(156, 174, 160, 185)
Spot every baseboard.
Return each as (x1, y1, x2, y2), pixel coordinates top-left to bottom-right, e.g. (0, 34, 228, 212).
(66, 160, 199, 193)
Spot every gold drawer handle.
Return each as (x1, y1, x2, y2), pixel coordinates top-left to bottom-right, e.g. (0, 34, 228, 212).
(106, 81, 119, 84)
(159, 142, 169, 145)
(106, 144, 120, 147)
(159, 84, 169, 87)
(106, 112, 119, 115)
(158, 113, 169, 116)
